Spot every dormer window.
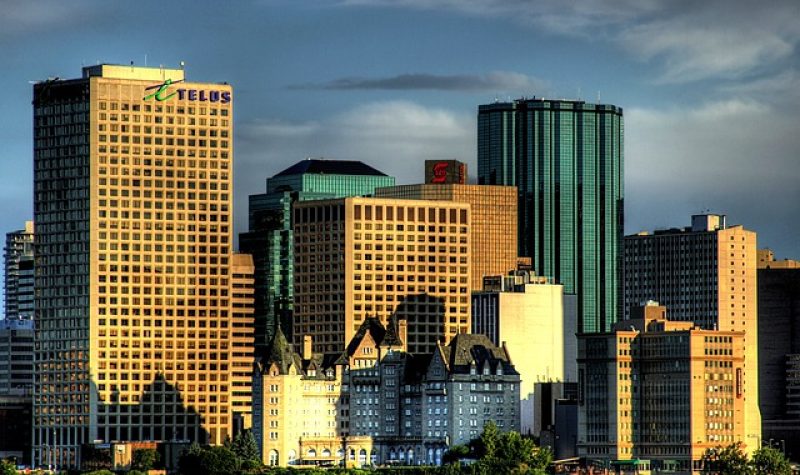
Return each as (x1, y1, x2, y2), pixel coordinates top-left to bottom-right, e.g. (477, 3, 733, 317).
(483, 365, 490, 376)
(470, 365, 476, 376)
(496, 365, 503, 376)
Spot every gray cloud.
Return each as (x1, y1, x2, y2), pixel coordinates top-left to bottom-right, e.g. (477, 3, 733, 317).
(234, 100, 475, 237)
(290, 71, 548, 93)
(0, 0, 103, 43)
(342, 0, 800, 83)
(625, 98, 800, 258)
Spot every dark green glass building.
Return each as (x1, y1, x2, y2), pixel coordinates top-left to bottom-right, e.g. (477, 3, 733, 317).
(240, 159, 395, 350)
(478, 99, 623, 333)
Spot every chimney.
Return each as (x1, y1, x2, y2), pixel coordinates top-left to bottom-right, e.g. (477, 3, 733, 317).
(303, 335, 313, 360)
(398, 319, 408, 352)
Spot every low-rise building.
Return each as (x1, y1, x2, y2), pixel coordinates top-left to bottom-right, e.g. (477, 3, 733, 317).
(253, 318, 520, 467)
(578, 303, 748, 473)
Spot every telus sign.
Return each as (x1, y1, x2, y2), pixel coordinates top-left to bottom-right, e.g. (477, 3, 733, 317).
(143, 79, 231, 103)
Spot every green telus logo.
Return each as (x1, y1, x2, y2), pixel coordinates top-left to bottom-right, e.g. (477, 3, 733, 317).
(143, 79, 183, 101)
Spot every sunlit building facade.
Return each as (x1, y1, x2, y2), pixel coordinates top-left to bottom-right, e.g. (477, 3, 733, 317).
(292, 197, 471, 355)
(578, 303, 748, 472)
(623, 214, 760, 451)
(375, 183, 518, 291)
(32, 64, 248, 467)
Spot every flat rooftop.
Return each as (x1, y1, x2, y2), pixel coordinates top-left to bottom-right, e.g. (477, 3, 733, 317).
(82, 64, 185, 82)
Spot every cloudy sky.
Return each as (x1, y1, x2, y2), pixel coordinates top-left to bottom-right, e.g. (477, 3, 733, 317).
(1, 0, 799, 260)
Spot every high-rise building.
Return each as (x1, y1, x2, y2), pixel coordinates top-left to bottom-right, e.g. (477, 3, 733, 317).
(375, 183, 518, 291)
(4, 221, 35, 321)
(240, 159, 395, 351)
(32, 64, 248, 467)
(756, 251, 800, 459)
(578, 303, 749, 472)
(623, 214, 760, 453)
(292, 197, 471, 355)
(471, 269, 570, 434)
(478, 98, 624, 334)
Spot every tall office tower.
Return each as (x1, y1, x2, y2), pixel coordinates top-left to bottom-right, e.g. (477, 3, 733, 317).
(293, 197, 471, 355)
(375, 183, 518, 291)
(0, 318, 34, 395)
(623, 214, 760, 453)
(32, 64, 242, 467)
(240, 159, 395, 351)
(578, 303, 749, 472)
(471, 270, 569, 435)
(478, 98, 624, 333)
(757, 250, 800, 457)
(4, 221, 35, 320)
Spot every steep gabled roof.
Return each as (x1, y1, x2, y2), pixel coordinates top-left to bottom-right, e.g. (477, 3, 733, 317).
(274, 159, 388, 178)
(261, 325, 301, 375)
(440, 333, 519, 376)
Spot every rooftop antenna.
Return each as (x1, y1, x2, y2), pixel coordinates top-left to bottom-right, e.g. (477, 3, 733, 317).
(597, 91, 601, 103)
(180, 60, 186, 70)
(577, 86, 582, 101)
(144, 54, 148, 67)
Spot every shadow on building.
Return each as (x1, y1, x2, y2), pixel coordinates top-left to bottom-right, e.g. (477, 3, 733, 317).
(79, 374, 209, 472)
(390, 294, 446, 355)
(0, 394, 32, 465)
(759, 268, 800, 461)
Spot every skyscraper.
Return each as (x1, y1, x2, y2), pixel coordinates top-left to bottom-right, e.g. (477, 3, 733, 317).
(32, 64, 246, 467)
(292, 197, 471, 355)
(478, 98, 624, 333)
(623, 214, 760, 453)
(240, 159, 395, 351)
(4, 221, 35, 321)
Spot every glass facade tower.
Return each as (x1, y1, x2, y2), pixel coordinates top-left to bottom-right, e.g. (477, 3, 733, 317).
(478, 99, 624, 333)
(240, 159, 395, 352)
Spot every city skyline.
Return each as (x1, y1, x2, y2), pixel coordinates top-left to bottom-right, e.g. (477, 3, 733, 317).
(0, 0, 799, 302)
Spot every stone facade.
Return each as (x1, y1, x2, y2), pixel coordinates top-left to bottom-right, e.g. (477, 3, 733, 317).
(253, 319, 520, 467)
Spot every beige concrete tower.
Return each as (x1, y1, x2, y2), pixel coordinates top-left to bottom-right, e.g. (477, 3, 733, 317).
(375, 184, 518, 291)
(230, 254, 256, 431)
(292, 197, 471, 355)
(623, 214, 760, 454)
(32, 65, 243, 468)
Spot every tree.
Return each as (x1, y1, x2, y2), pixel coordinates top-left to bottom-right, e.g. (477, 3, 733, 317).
(0, 459, 16, 475)
(476, 421, 500, 459)
(178, 442, 206, 475)
(231, 430, 261, 469)
(442, 444, 470, 465)
(131, 448, 160, 471)
(751, 446, 791, 475)
(702, 443, 752, 475)
(201, 446, 241, 475)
